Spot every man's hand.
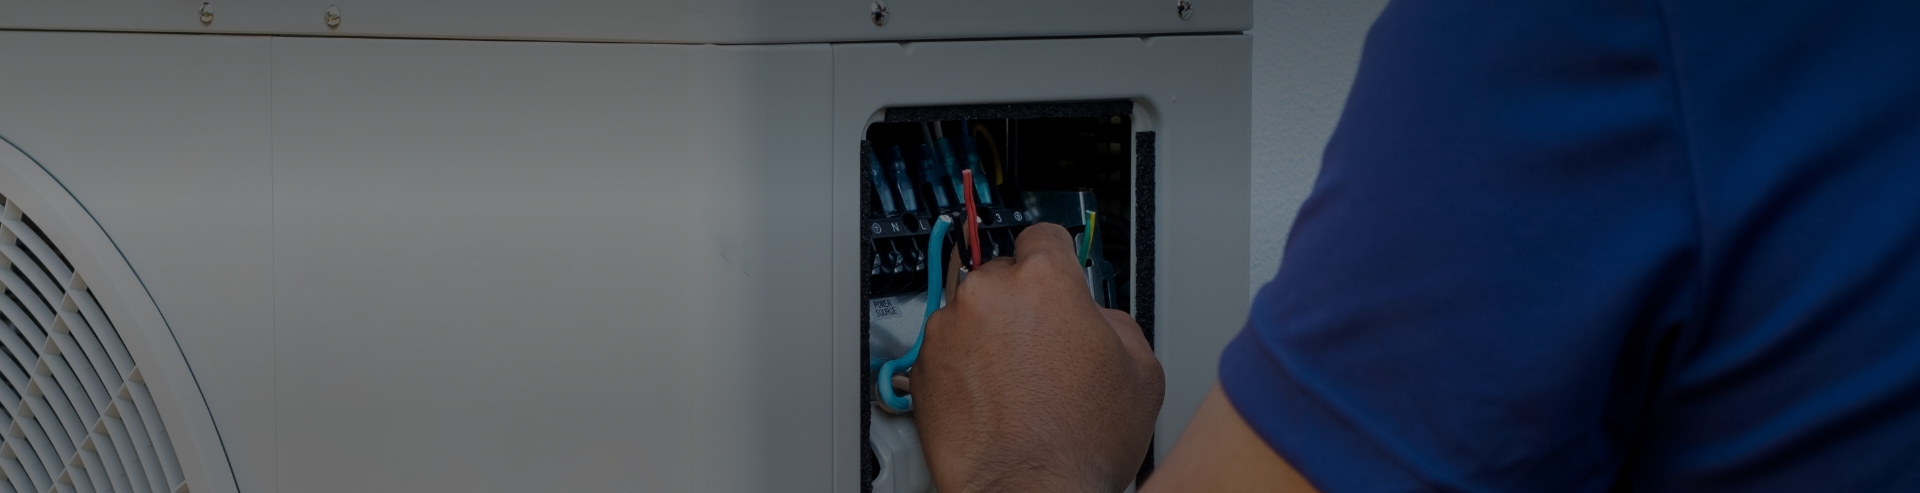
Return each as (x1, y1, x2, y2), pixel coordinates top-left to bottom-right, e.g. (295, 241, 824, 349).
(914, 223, 1165, 493)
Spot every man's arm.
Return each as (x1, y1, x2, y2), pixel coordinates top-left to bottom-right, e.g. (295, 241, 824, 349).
(915, 224, 1314, 492)
(1143, 384, 1319, 493)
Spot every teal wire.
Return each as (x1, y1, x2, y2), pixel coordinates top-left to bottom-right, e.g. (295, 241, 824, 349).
(878, 215, 952, 412)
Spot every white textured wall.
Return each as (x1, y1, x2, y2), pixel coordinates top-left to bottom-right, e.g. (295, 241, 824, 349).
(1249, 0, 1390, 296)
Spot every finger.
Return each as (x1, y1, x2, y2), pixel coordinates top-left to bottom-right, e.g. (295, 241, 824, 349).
(1011, 223, 1081, 276)
(1102, 309, 1165, 401)
(920, 303, 957, 364)
(969, 255, 1016, 275)
(945, 246, 961, 304)
(951, 254, 1014, 302)
(1100, 309, 1158, 368)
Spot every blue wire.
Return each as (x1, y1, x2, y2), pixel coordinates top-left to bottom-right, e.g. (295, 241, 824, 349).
(878, 215, 951, 413)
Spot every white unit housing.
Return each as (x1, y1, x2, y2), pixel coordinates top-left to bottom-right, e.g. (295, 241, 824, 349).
(0, 0, 1246, 44)
(0, 3, 1248, 491)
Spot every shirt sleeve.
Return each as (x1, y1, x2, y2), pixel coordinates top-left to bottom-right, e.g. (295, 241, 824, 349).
(1221, 2, 1698, 491)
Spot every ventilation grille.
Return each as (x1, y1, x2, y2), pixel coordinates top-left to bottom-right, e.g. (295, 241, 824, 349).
(0, 195, 186, 493)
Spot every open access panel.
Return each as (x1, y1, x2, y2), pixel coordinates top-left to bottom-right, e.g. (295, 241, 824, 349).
(859, 101, 1157, 492)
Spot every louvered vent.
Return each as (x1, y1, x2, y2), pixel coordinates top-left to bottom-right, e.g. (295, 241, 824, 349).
(0, 194, 186, 493)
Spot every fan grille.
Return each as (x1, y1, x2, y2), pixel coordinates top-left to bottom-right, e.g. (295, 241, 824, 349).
(0, 194, 186, 493)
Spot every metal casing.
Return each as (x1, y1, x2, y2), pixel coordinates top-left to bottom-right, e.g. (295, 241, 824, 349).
(0, 0, 1248, 44)
(0, 30, 1248, 492)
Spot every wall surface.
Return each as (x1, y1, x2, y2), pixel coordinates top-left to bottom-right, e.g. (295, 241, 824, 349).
(1249, 0, 1389, 296)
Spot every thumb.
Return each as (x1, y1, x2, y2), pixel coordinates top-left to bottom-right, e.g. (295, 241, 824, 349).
(1100, 309, 1159, 375)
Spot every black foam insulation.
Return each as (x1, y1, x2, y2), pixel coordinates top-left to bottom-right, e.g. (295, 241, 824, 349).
(859, 140, 878, 492)
(1133, 131, 1157, 346)
(1133, 130, 1158, 487)
(884, 100, 1133, 124)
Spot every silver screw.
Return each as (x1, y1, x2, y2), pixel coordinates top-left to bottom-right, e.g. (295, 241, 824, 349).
(324, 5, 341, 28)
(1176, 0, 1193, 20)
(871, 0, 888, 26)
(199, 3, 214, 24)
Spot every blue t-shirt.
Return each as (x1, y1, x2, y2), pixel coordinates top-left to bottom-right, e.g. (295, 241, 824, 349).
(1220, 0, 1920, 491)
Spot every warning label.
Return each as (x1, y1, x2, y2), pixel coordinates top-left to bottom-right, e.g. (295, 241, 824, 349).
(869, 298, 904, 321)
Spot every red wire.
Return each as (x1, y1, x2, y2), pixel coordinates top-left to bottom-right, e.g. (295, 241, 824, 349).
(962, 169, 982, 268)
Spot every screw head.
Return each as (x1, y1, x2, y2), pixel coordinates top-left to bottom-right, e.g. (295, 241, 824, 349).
(871, 0, 888, 26)
(324, 5, 341, 28)
(1176, 0, 1193, 20)
(199, 3, 214, 24)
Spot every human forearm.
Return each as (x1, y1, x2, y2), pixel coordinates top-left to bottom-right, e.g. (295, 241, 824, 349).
(1141, 385, 1319, 493)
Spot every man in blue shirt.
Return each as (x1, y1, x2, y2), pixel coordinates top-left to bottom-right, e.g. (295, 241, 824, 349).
(912, 0, 1920, 491)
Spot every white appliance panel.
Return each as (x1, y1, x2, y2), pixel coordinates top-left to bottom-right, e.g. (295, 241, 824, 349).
(0, 30, 274, 493)
(268, 38, 836, 492)
(0, 0, 1248, 45)
(0, 28, 1249, 493)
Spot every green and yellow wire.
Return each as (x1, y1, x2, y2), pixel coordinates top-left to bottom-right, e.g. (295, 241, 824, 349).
(972, 125, 1005, 185)
(1077, 210, 1096, 266)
